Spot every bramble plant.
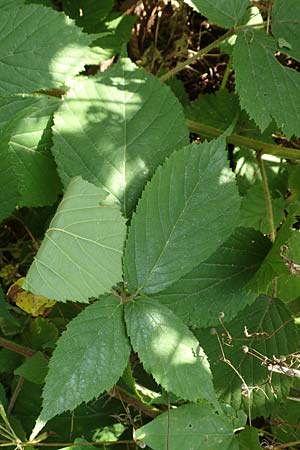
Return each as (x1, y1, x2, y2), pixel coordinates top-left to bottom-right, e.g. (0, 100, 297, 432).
(0, 0, 300, 449)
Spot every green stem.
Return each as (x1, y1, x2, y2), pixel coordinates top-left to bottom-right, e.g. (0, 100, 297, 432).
(159, 20, 270, 82)
(160, 29, 234, 81)
(256, 152, 276, 243)
(187, 119, 300, 160)
(0, 337, 36, 358)
(220, 56, 232, 90)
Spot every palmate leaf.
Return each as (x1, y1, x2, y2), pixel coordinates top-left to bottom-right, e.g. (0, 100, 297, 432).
(24, 177, 126, 302)
(125, 298, 217, 406)
(154, 227, 271, 328)
(272, 0, 300, 60)
(0, 4, 92, 94)
(52, 57, 188, 217)
(135, 404, 238, 450)
(38, 296, 130, 425)
(124, 138, 241, 295)
(195, 296, 300, 417)
(184, 0, 250, 28)
(233, 29, 300, 138)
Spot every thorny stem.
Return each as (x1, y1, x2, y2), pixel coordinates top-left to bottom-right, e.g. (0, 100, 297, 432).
(187, 120, 300, 160)
(256, 152, 276, 243)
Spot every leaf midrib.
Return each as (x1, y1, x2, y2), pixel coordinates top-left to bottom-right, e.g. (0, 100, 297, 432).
(139, 153, 207, 292)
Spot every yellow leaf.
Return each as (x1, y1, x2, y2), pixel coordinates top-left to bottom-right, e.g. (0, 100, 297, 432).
(7, 278, 56, 317)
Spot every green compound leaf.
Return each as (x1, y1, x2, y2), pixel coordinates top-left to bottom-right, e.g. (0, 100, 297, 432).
(39, 296, 130, 423)
(239, 183, 285, 234)
(0, 150, 19, 223)
(125, 298, 217, 405)
(186, 90, 239, 133)
(124, 138, 241, 295)
(186, 90, 275, 143)
(88, 13, 136, 63)
(288, 164, 300, 198)
(24, 177, 126, 303)
(272, 0, 300, 60)
(233, 29, 300, 138)
(0, 4, 92, 94)
(184, 0, 250, 28)
(0, 95, 61, 221)
(0, 95, 61, 208)
(14, 380, 124, 441)
(0, 287, 20, 336)
(52, 57, 188, 217)
(135, 403, 237, 450)
(62, 0, 114, 33)
(250, 201, 300, 302)
(237, 426, 262, 450)
(271, 398, 300, 445)
(154, 227, 271, 328)
(0, 0, 53, 9)
(14, 352, 48, 385)
(195, 296, 300, 417)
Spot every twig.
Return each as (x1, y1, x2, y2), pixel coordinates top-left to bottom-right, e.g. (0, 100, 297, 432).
(275, 440, 300, 449)
(266, 1, 273, 34)
(213, 330, 252, 426)
(280, 245, 300, 275)
(7, 377, 24, 415)
(0, 337, 36, 359)
(109, 386, 160, 418)
(11, 215, 39, 252)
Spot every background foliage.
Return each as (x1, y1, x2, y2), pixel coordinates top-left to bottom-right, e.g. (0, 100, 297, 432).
(0, 0, 300, 449)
